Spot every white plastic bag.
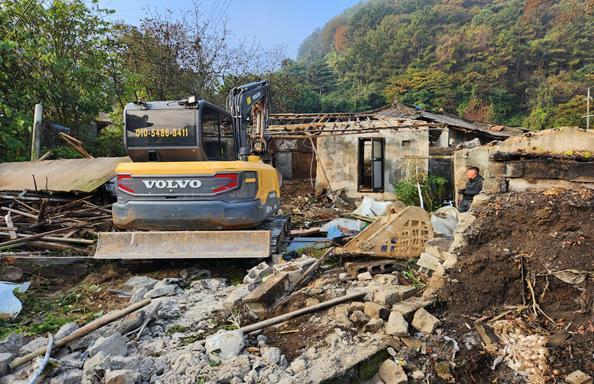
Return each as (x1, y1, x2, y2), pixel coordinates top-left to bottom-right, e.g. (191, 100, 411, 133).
(0, 281, 30, 320)
(352, 196, 393, 218)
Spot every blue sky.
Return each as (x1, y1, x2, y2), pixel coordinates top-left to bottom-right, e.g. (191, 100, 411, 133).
(97, 0, 362, 59)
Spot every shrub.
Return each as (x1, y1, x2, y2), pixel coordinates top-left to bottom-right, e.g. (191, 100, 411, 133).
(394, 174, 447, 212)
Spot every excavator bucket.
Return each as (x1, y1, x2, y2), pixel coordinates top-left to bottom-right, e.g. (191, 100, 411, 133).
(93, 230, 271, 259)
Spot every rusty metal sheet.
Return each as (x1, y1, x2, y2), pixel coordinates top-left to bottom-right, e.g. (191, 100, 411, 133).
(0, 157, 128, 193)
(94, 230, 271, 259)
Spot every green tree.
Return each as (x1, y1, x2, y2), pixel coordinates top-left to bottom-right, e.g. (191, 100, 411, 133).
(0, 0, 122, 161)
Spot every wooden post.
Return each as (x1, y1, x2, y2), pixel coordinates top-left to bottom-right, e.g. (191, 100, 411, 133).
(30, 103, 43, 161)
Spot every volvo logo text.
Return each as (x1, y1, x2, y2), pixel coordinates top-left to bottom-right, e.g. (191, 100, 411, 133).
(142, 179, 202, 189)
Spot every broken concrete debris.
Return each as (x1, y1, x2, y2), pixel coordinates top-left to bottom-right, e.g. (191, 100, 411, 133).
(411, 308, 441, 335)
(378, 359, 408, 384)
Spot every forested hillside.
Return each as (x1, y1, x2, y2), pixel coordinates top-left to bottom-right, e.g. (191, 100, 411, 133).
(0, 0, 592, 162)
(290, 0, 593, 128)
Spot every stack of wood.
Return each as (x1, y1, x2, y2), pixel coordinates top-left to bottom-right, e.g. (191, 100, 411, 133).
(0, 193, 112, 255)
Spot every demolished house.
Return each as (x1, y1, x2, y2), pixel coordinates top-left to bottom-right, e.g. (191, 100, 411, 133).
(304, 103, 524, 199)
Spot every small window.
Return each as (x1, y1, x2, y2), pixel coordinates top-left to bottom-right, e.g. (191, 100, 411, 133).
(358, 138, 384, 192)
(401, 140, 411, 147)
(201, 106, 235, 161)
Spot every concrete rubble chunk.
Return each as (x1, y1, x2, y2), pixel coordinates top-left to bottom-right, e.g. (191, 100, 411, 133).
(373, 274, 399, 285)
(0, 352, 13, 376)
(441, 252, 458, 269)
(243, 272, 289, 316)
(145, 280, 177, 298)
(392, 297, 435, 319)
(386, 311, 409, 337)
(333, 304, 349, 317)
(290, 357, 307, 373)
(54, 322, 79, 340)
(349, 310, 370, 324)
(205, 330, 245, 360)
(244, 262, 273, 284)
(261, 346, 281, 365)
(566, 370, 593, 384)
(335, 314, 354, 329)
(128, 286, 148, 304)
(20, 337, 48, 355)
(456, 212, 476, 234)
(83, 351, 109, 372)
(424, 237, 452, 252)
(348, 301, 365, 313)
(416, 253, 441, 272)
(105, 369, 141, 384)
(373, 286, 401, 307)
(357, 271, 373, 281)
(123, 276, 158, 290)
(0, 333, 23, 354)
(379, 359, 408, 384)
(410, 370, 425, 381)
(305, 297, 320, 307)
(59, 351, 83, 370)
(411, 308, 441, 335)
(114, 311, 143, 335)
(224, 285, 250, 310)
(364, 301, 389, 320)
(49, 369, 83, 384)
(363, 318, 385, 333)
(374, 285, 416, 307)
(87, 333, 127, 357)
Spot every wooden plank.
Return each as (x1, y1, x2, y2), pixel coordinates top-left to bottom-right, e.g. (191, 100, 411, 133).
(1, 207, 37, 219)
(4, 212, 17, 239)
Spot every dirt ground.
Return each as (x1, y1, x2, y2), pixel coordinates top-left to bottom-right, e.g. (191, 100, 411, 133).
(439, 187, 594, 381)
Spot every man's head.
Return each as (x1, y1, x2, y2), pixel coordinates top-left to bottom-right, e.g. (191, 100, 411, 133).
(466, 166, 480, 180)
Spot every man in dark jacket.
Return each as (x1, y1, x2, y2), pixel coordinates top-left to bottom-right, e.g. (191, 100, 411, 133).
(458, 166, 484, 212)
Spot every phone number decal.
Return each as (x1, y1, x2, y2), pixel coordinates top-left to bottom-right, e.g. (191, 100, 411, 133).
(135, 128, 190, 137)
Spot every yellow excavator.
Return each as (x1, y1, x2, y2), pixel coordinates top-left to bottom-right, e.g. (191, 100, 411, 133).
(94, 80, 287, 259)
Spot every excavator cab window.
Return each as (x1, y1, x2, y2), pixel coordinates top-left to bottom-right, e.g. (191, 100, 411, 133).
(201, 105, 235, 161)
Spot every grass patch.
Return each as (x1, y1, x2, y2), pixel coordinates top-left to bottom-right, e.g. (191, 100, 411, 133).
(166, 324, 189, 335)
(0, 281, 111, 339)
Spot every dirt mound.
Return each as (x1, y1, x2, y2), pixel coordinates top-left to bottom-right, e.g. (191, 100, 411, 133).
(439, 187, 594, 379)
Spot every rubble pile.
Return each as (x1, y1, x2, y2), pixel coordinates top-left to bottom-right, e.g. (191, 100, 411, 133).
(0, 193, 111, 254)
(1, 182, 592, 383)
(439, 187, 593, 382)
(278, 180, 355, 228)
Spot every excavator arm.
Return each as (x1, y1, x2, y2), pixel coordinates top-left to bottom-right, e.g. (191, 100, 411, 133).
(226, 80, 270, 157)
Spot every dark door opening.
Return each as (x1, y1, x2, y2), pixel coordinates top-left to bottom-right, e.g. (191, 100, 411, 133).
(358, 138, 385, 192)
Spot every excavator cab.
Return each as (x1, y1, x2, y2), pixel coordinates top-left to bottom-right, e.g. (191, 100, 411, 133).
(124, 100, 236, 163)
(94, 81, 284, 260)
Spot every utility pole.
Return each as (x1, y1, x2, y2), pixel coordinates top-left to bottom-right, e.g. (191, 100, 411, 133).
(30, 103, 43, 161)
(586, 88, 591, 130)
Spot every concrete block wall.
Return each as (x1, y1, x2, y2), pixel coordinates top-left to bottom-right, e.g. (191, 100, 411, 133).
(454, 127, 594, 197)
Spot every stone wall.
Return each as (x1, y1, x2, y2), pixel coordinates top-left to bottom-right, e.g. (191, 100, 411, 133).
(315, 128, 429, 199)
(454, 127, 594, 198)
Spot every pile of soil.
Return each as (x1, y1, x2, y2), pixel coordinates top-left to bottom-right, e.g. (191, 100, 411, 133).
(439, 187, 593, 379)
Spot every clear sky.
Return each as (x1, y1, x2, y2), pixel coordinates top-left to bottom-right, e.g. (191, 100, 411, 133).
(97, 0, 362, 59)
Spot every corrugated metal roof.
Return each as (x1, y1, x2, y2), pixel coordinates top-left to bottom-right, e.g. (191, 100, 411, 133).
(0, 157, 129, 193)
(372, 103, 525, 138)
